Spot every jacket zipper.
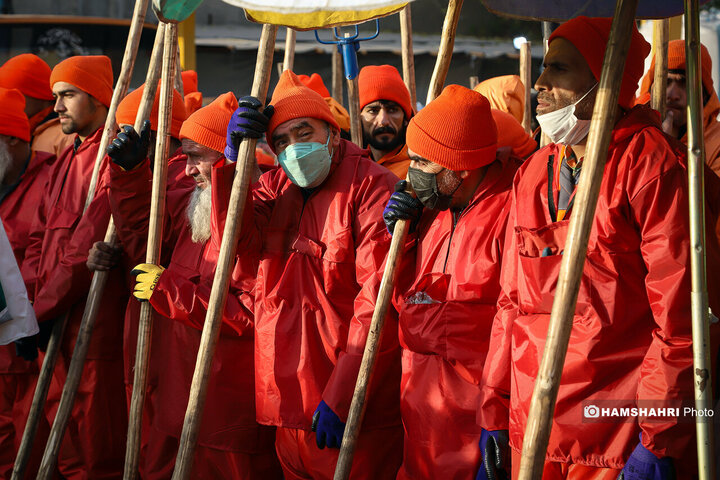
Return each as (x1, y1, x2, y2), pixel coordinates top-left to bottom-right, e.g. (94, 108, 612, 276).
(442, 211, 459, 273)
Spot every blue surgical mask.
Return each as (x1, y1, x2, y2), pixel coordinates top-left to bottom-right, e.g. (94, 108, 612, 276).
(277, 132, 333, 188)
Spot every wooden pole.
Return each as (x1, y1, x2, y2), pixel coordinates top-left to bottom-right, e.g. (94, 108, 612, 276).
(651, 19, 669, 119)
(519, 41, 532, 134)
(283, 27, 296, 72)
(517, 0, 639, 478)
(170, 24, 278, 480)
(469, 76, 479, 89)
(13, 3, 150, 478)
(540, 22, 553, 148)
(333, 2, 462, 478)
(343, 32, 363, 147)
(684, 2, 715, 479)
(399, 4, 417, 108)
(332, 47, 344, 105)
(175, 43, 185, 97)
(426, 0, 464, 104)
(122, 21, 173, 480)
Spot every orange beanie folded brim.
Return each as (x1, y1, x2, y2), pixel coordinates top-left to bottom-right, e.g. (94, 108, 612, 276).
(474, 75, 525, 125)
(50, 55, 114, 107)
(180, 91, 238, 154)
(266, 70, 339, 147)
(116, 83, 187, 138)
(0, 54, 54, 101)
(492, 109, 536, 158)
(0, 87, 31, 142)
(358, 64, 413, 118)
(549, 16, 650, 109)
(407, 85, 497, 171)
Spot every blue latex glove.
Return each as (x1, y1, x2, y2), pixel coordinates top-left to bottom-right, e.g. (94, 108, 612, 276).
(618, 442, 675, 480)
(383, 180, 423, 235)
(311, 400, 345, 449)
(224, 96, 275, 161)
(476, 429, 510, 480)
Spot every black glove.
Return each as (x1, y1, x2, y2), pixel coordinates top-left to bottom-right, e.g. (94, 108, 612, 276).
(383, 180, 423, 235)
(108, 120, 151, 171)
(14, 335, 38, 361)
(225, 96, 275, 160)
(477, 429, 510, 480)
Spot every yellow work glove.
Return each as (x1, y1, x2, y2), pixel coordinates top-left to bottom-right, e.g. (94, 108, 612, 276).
(131, 263, 165, 302)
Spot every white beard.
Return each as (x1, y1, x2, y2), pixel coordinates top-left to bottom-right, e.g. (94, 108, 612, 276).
(186, 185, 211, 244)
(0, 141, 12, 185)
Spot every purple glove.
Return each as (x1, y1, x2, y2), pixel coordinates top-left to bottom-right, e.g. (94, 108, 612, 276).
(383, 180, 423, 235)
(618, 442, 675, 480)
(476, 429, 510, 480)
(224, 96, 275, 161)
(311, 400, 345, 449)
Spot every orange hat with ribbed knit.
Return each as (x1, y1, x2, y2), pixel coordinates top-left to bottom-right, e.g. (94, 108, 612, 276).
(638, 39, 714, 103)
(50, 55, 114, 107)
(298, 73, 350, 131)
(266, 70, 339, 145)
(358, 64, 413, 118)
(0, 87, 30, 142)
(492, 109, 536, 158)
(549, 16, 650, 109)
(474, 75, 525, 124)
(298, 73, 331, 98)
(180, 91, 237, 154)
(407, 85, 497, 171)
(115, 83, 187, 138)
(0, 54, 54, 101)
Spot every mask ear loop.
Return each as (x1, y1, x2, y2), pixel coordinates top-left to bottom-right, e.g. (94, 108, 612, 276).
(573, 82, 599, 107)
(324, 126, 334, 159)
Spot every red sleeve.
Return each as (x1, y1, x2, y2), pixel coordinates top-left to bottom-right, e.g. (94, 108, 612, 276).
(322, 171, 401, 423)
(32, 185, 113, 323)
(629, 157, 695, 459)
(476, 194, 518, 432)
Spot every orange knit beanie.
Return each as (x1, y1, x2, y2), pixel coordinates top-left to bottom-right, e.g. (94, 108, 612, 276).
(358, 64, 413, 118)
(180, 91, 237, 154)
(297, 73, 350, 130)
(0, 87, 30, 142)
(50, 55, 114, 107)
(181, 70, 198, 93)
(298, 73, 331, 98)
(549, 16, 650, 109)
(407, 85, 497, 171)
(474, 75, 525, 124)
(0, 54, 54, 101)
(492, 109, 536, 158)
(116, 83, 187, 138)
(266, 70, 339, 144)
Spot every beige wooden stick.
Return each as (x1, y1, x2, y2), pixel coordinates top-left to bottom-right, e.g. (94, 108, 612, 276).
(85, 0, 151, 210)
(347, 75, 363, 146)
(684, 2, 716, 478)
(469, 76, 479, 89)
(334, 2, 463, 478)
(426, 0, 464, 104)
(36, 222, 119, 480)
(332, 46, 344, 105)
(170, 24, 278, 480)
(122, 21, 174, 480)
(283, 27, 296, 72)
(520, 41, 532, 134)
(651, 19, 669, 119)
(399, 4, 417, 108)
(175, 43, 185, 97)
(517, 0, 639, 478)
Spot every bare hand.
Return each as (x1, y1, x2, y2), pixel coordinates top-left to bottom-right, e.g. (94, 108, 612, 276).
(87, 241, 121, 271)
(662, 110, 674, 135)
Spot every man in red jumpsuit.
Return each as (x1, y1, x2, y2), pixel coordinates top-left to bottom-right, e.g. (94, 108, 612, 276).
(19, 55, 129, 479)
(99, 91, 280, 478)
(476, 17, 714, 480)
(358, 65, 414, 178)
(0, 87, 54, 478)
(217, 70, 403, 479)
(382, 85, 521, 480)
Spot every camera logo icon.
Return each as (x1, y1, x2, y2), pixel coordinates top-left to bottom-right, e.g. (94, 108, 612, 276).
(584, 405, 600, 418)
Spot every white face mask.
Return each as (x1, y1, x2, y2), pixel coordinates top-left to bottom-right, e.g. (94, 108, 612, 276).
(536, 83, 598, 145)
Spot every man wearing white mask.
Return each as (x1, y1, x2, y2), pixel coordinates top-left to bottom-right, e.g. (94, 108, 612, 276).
(476, 16, 720, 480)
(217, 70, 403, 480)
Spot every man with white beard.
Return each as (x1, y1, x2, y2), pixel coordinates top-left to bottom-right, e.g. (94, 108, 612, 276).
(90, 92, 280, 479)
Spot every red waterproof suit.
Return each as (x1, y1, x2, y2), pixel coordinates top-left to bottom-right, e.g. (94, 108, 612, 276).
(0, 150, 56, 478)
(477, 105, 718, 476)
(108, 154, 279, 479)
(20, 129, 129, 479)
(395, 151, 521, 480)
(213, 139, 403, 479)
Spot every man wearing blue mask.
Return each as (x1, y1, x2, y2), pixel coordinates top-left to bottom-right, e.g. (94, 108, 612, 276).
(218, 70, 403, 480)
(476, 16, 720, 480)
